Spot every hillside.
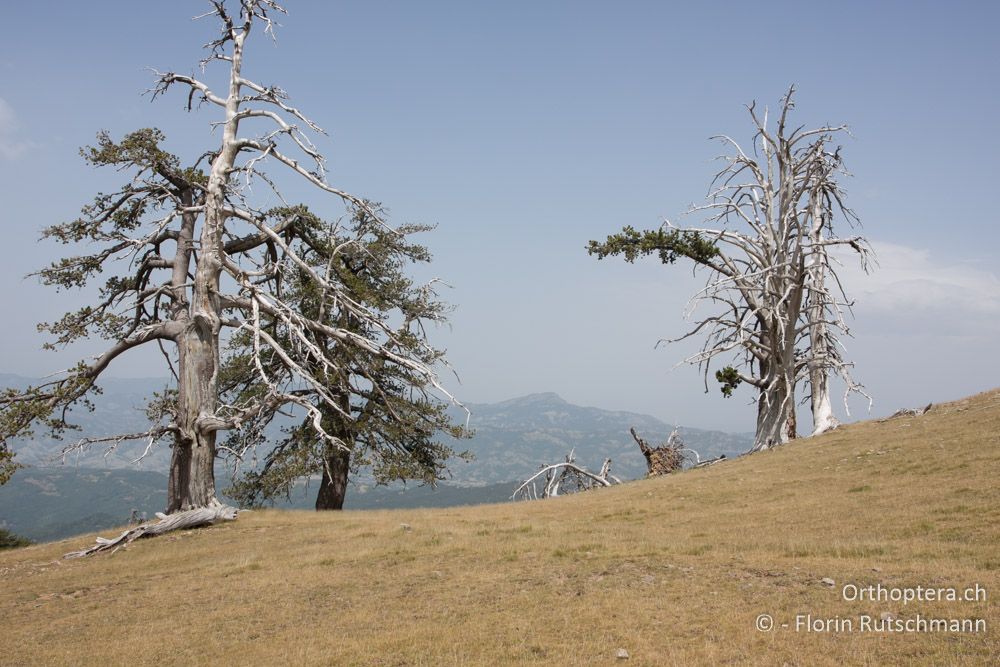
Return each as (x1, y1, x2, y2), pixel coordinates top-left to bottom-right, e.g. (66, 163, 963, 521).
(4, 374, 751, 484)
(1, 389, 997, 665)
(1, 378, 751, 543)
(0, 468, 168, 542)
(0, 468, 516, 543)
(0, 374, 753, 541)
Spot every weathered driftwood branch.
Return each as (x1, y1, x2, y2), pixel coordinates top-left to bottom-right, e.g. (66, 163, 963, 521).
(693, 455, 727, 468)
(512, 450, 622, 501)
(878, 403, 933, 422)
(64, 502, 239, 559)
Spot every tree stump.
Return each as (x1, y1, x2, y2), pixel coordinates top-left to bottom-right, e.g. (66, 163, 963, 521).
(630, 427, 686, 476)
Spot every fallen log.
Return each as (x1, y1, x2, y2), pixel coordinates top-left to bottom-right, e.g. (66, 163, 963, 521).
(878, 403, 933, 422)
(64, 501, 239, 559)
(694, 455, 726, 468)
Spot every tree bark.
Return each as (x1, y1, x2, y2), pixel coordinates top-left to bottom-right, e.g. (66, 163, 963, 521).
(809, 364, 839, 435)
(166, 161, 225, 513)
(754, 378, 794, 451)
(807, 199, 840, 436)
(315, 382, 352, 511)
(166, 29, 247, 513)
(168, 322, 220, 512)
(752, 318, 798, 451)
(316, 446, 350, 510)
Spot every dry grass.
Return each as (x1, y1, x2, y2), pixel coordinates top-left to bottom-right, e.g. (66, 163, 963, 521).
(2, 389, 999, 666)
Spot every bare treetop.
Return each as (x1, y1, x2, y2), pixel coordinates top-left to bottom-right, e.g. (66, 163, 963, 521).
(590, 87, 872, 451)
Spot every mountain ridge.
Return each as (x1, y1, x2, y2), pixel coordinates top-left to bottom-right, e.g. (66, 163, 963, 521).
(3, 373, 752, 483)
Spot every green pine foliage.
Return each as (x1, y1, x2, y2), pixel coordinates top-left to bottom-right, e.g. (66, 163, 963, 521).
(222, 203, 470, 508)
(0, 129, 203, 486)
(0, 527, 32, 550)
(0, 449, 18, 486)
(715, 367, 743, 397)
(587, 225, 720, 265)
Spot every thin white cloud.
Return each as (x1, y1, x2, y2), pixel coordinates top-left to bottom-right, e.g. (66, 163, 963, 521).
(837, 240, 1000, 335)
(0, 97, 32, 160)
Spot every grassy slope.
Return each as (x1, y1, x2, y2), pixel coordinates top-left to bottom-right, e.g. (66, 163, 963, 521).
(1, 390, 997, 666)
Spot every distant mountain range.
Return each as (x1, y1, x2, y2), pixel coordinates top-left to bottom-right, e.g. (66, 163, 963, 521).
(0, 467, 517, 543)
(1, 373, 752, 542)
(0, 467, 169, 543)
(1, 373, 177, 471)
(455, 392, 750, 483)
(2, 374, 752, 484)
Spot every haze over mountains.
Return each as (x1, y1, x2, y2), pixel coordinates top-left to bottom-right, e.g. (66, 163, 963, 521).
(455, 392, 748, 483)
(1, 373, 752, 541)
(3, 373, 751, 484)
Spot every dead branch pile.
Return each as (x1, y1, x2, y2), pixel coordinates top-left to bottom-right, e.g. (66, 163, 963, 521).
(64, 501, 239, 559)
(630, 427, 727, 474)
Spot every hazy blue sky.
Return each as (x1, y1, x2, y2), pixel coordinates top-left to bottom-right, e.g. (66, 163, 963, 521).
(1, 1, 997, 432)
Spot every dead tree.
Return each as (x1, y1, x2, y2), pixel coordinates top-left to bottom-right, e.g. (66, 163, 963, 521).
(0, 1, 459, 512)
(802, 139, 872, 435)
(589, 87, 872, 451)
(511, 450, 622, 500)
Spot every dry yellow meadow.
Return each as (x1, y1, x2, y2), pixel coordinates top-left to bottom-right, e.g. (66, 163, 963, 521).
(2, 389, 998, 665)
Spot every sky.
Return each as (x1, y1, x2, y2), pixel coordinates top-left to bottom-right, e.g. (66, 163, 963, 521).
(0, 1, 998, 433)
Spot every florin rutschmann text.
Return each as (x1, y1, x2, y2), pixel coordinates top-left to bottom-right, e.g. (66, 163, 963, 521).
(793, 614, 985, 634)
(754, 583, 988, 634)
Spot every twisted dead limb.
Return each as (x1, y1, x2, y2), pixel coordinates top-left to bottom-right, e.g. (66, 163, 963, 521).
(64, 502, 239, 559)
(512, 450, 622, 501)
(694, 455, 727, 468)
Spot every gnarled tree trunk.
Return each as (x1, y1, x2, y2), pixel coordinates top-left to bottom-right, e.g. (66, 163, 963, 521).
(751, 309, 799, 452)
(315, 384, 353, 511)
(316, 446, 350, 510)
(806, 198, 840, 436)
(754, 376, 795, 451)
(169, 323, 220, 512)
(166, 26, 246, 512)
